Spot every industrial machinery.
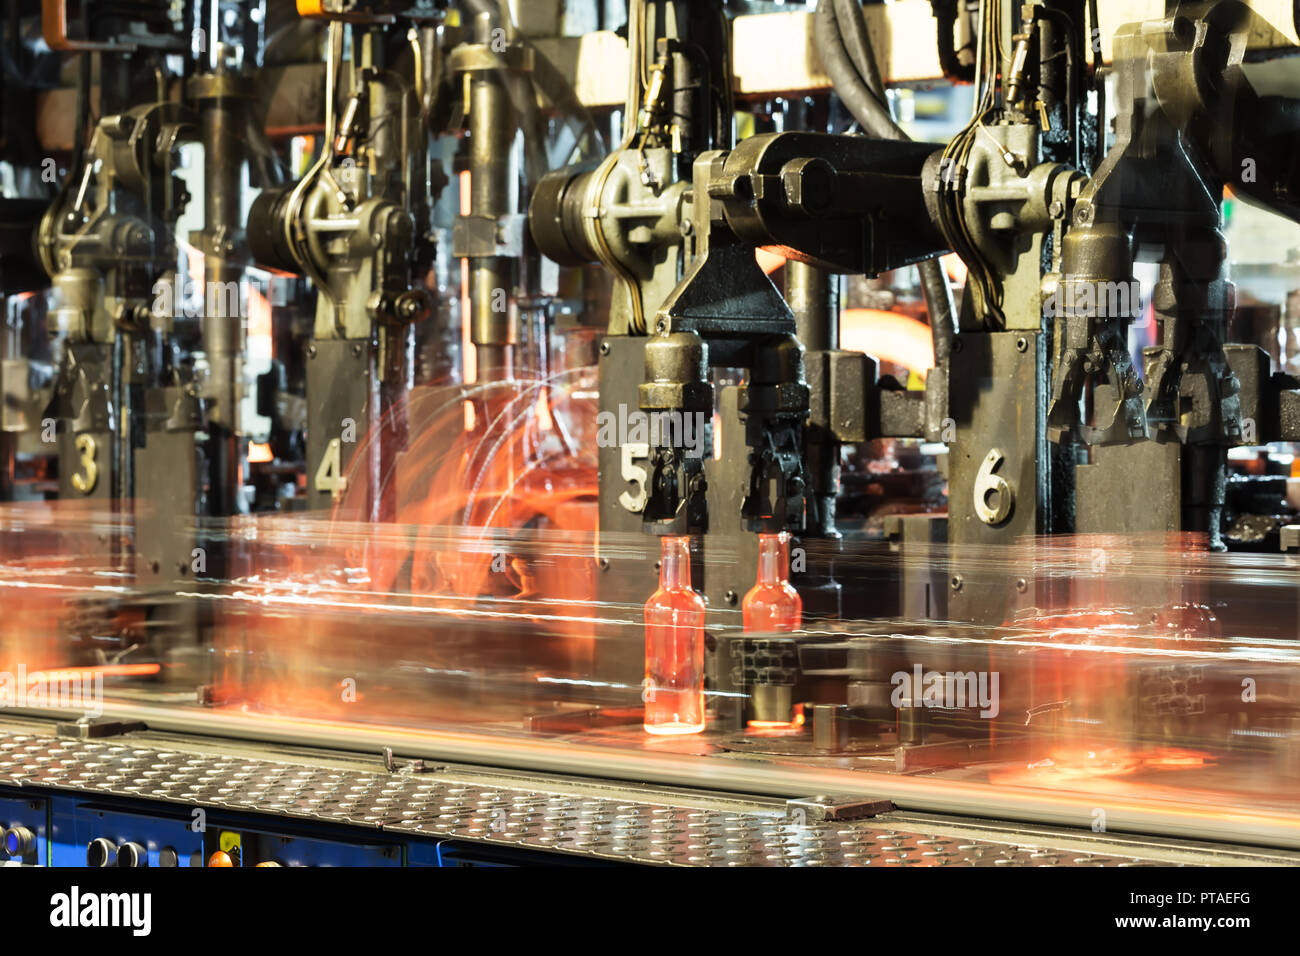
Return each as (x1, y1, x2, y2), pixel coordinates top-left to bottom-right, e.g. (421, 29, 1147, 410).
(4, 0, 1300, 880)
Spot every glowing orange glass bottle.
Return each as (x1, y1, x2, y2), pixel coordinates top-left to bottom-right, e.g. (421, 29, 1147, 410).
(643, 535, 706, 735)
(743, 532, 802, 632)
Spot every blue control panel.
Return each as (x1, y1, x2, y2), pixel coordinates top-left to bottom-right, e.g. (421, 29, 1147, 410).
(0, 786, 596, 867)
(0, 794, 48, 867)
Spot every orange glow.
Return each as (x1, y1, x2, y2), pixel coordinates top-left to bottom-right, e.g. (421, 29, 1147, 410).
(535, 392, 554, 431)
(756, 248, 786, 275)
(743, 532, 801, 633)
(644, 536, 706, 736)
(1237, 453, 1266, 476)
(459, 170, 476, 391)
(207, 851, 234, 867)
(25, 663, 161, 681)
(296, 136, 317, 177)
(248, 442, 274, 464)
(941, 252, 968, 285)
(839, 308, 936, 375)
(460, 169, 476, 431)
(746, 720, 801, 734)
(991, 747, 1215, 788)
(1143, 749, 1210, 770)
(208, 311, 604, 715)
(247, 285, 272, 339)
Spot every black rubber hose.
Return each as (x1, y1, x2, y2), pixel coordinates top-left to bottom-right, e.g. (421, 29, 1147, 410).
(834, 0, 886, 106)
(929, 0, 976, 84)
(813, 1, 899, 142)
(919, 256, 954, 365)
(814, 1, 956, 363)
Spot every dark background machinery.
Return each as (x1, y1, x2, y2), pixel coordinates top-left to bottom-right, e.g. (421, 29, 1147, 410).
(2, 0, 1300, 869)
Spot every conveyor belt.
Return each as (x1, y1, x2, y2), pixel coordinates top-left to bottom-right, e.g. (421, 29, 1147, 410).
(1, 725, 1294, 866)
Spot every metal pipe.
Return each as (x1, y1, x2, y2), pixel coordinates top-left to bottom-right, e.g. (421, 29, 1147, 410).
(467, 12, 518, 382)
(787, 260, 839, 352)
(193, 45, 248, 515)
(788, 260, 841, 540)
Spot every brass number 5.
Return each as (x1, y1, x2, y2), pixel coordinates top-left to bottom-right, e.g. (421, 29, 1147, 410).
(71, 434, 98, 494)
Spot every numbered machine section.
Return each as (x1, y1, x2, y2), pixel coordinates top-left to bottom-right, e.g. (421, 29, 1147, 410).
(306, 340, 374, 510)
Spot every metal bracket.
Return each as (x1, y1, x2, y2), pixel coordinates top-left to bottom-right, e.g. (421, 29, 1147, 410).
(448, 42, 535, 76)
(453, 213, 527, 258)
(785, 795, 893, 823)
(42, 0, 139, 52)
(54, 717, 147, 739)
(1281, 525, 1300, 553)
(382, 746, 443, 775)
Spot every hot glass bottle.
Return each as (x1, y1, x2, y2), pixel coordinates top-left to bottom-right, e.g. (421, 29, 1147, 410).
(743, 532, 802, 632)
(643, 535, 706, 735)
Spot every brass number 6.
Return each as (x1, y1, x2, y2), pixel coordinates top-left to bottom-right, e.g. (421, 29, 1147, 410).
(973, 447, 1013, 526)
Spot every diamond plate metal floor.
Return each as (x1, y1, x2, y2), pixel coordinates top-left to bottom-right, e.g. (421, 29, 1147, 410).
(0, 726, 1293, 866)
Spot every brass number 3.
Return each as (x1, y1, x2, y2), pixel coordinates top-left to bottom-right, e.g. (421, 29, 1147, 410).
(71, 434, 98, 494)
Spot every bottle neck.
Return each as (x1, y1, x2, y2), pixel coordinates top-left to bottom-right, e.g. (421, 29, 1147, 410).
(659, 535, 693, 590)
(756, 532, 789, 586)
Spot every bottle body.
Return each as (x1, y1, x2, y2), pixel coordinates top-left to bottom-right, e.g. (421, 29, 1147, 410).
(644, 535, 706, 735)
(743, 532, 802, 633)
